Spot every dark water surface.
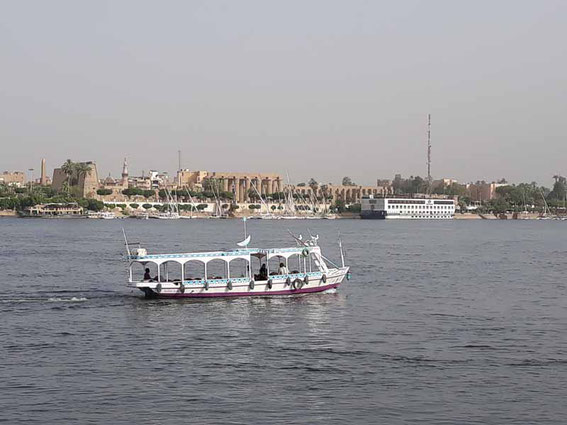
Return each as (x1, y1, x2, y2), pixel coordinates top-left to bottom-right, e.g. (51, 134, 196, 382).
(1, 218, 566, 424)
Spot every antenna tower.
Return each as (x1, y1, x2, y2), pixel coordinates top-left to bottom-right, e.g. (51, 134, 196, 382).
(427, 114, 432, 194)
(178, 150, 182, 186)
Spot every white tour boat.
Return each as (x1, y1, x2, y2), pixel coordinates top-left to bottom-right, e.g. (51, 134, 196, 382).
(360, 195, 455, 219)
(125, 229, 350, 299)
(87, 211, 117, 219)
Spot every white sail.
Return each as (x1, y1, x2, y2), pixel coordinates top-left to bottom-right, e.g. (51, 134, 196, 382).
(237, 235, 251, 247)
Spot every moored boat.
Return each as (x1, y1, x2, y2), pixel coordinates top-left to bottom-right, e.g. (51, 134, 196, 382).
(125, 231, 350, 298)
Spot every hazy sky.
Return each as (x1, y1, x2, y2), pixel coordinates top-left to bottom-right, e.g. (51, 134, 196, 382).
(1, 0, 566, 186)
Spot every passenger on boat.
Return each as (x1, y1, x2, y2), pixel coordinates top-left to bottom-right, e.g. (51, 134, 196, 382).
(278, 263, 289, 275)
(143, 268, 157, 282)
(143, 268, 152, 281)
(259, 264, 267, 280)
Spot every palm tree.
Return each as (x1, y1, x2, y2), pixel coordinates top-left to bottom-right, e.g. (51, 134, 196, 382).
(75, 163, 92, 184)
(308, 178, 319, 197)
(320, 184, 329, 200)
(61, 160, 75, 194)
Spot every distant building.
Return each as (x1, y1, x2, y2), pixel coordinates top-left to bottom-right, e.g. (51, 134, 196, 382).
(466, 182, 507, 202)
(100, 158, 130, 197)
(0, 171, 25, 187)
(294, 183, 393, 204)
(433, 178, 459, 188)
(177, 169, 209, 189)
(175, 170, 283, 203)
(175, 169, 394, 204)
(52, 161, 99, 198)
(24, 203, 84, 217)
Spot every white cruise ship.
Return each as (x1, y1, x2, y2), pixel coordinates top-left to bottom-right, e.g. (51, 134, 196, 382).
(360, 196, 456, 219)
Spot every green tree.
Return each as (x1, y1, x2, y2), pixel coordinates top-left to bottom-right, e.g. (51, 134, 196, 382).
(334, 199, 346, 213)
(122, 188, 145, 197)
(247, 188, 260, 200)
(84, 198, 104, 211)
(487, 198, 509, 214)
(548, 176, 566, 201)
(346, 203, 361, 213)
(221, 191, 234, 200)
(342, 177, 355, 186)
(61, 159, 75, 193)
(75, 163, 92, 186)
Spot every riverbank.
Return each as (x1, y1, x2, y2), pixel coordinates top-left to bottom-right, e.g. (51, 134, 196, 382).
(0, 210, 557, 220)
(454, 212, 544, 220)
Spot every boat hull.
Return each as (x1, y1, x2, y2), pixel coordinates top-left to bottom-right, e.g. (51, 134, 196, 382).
(360, 210, 387, 219)
(146, 282, 341, 298)
(134, 268, 349, 299)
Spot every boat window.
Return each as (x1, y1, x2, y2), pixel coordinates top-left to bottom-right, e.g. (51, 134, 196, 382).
(184, 260, 205, 281)
(268, 255, 284, 276)
(287, 253, 303, 274)
(135, 262, 158, 282)
(160, 261, 183, 283)
(207, 259, 227, 280)
(228, 257, 250, 279)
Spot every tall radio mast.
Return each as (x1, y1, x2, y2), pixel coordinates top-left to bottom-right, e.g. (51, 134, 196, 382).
(427, 114, 432, 195)
(178, 150, 182, 186)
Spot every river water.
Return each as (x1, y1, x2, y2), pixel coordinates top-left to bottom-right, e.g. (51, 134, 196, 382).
(1, 218, 566, 424)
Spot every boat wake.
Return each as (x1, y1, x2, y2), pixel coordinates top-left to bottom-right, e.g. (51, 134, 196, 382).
(1, 297, 88, 304)
(48, 297, 88, 303)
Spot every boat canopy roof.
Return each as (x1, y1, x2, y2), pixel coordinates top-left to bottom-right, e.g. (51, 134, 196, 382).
(128, 246, 320, 265)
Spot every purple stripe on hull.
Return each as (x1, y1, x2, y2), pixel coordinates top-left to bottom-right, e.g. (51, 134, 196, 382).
(154, 283, 341, 298)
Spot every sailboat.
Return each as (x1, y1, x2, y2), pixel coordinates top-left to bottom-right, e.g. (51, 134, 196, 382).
(537, 189, 554, 220)
(180, 188, 196, 219)
(247, 181, 280, 219)
(153, 189, 180, 219)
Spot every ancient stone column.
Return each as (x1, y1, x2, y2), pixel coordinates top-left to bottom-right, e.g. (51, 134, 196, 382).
(244, 178, 251, 202)
(241, 179, 246, 203)
(269, 179, 274, 195)
(234, 177, 240, 203)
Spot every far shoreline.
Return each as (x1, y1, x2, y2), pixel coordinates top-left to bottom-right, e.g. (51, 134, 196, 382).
(0, 210, 557, 220)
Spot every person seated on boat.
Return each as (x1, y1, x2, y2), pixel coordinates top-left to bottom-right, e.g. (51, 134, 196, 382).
(143, 268, 152, 281)
(278, 263, 289, 275)
(259, 263, 268, 280)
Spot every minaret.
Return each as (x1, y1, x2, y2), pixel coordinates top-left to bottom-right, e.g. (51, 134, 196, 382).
(121, 158, 129, 187)
(40, 158, 47, 185)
